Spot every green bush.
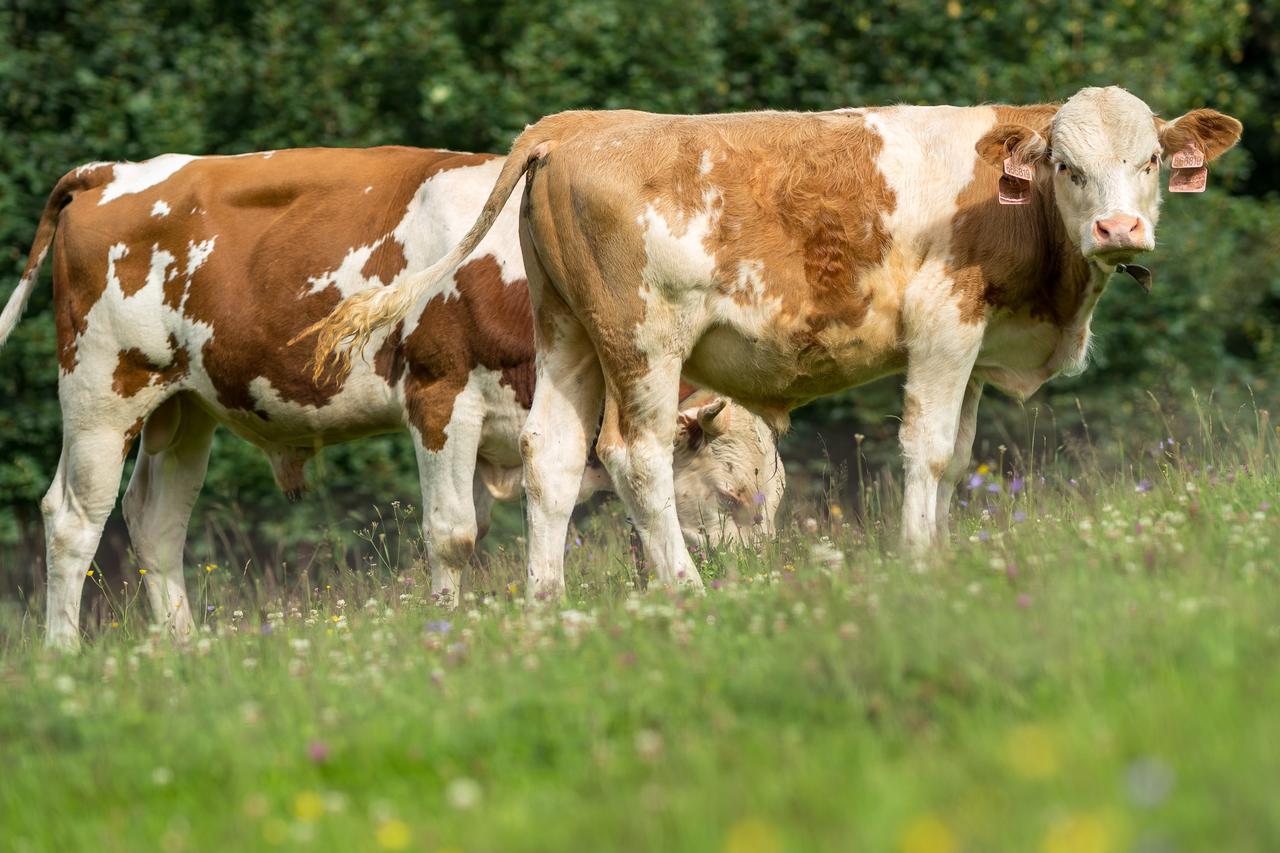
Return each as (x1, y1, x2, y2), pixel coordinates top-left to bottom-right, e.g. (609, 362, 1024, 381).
(2, 0, 1277, 583)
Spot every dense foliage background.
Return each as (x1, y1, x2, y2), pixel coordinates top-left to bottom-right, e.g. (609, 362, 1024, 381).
(2, 0, 1278, 594)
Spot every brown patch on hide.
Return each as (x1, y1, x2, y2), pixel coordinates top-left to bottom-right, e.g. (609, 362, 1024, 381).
(397, 255, 535, 449)
(360, 237, 409, 284)
(122, 417, 145, 459)
(949, 104, 1093, 326)
(111, 336, 191, 398)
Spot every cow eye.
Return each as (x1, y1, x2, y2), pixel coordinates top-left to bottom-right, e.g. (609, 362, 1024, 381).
(1150, 153, 1159, 165)
(1055, 162, 1070, 175)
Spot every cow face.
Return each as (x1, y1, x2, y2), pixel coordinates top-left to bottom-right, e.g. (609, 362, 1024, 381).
(672, 397, 786, 549)
(977, 87, 1242, 265)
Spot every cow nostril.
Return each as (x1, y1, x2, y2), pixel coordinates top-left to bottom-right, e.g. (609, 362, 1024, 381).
(1094, 220, 1112, 239)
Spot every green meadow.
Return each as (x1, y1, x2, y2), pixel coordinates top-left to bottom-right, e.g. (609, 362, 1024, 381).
(2, 407, 1277, 853)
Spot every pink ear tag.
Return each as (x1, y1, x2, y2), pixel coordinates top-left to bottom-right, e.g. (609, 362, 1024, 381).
(1169, 143, 1207, 193)
(999, 155, 1034, 205)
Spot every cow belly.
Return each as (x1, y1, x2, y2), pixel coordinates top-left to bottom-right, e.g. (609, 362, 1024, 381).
(684, 321, 905, 412)
(202, 365, 405, 448)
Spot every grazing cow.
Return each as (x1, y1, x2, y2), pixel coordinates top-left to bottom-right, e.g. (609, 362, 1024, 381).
(1, 146, 785, 649)
(309, 86, 1242, 597)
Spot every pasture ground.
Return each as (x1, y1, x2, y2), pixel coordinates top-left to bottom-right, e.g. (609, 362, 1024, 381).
(1, 413, 1278, 852)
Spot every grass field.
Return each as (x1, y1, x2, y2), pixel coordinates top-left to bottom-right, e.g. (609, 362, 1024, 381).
(1, 409, 1278, 852)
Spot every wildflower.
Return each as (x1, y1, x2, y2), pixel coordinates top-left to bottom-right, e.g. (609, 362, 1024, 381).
(151, 767, 174, 786)
(446, 778, 482, 811)
(967, 473, 984, 490)
(307, 740, 331, 764)
(725, 818, 782, 853)
(634, 729, 665, 763)
(204, 563, 216, 573)
(1017, 593, 1032, 608)
(1013, 510, 1028, 523)
(1124, 757, 1175, 808)
(426, 620, 452, 634)
(293, 791, 325, 821)
(986, 482, 1002, 493)
(1041, 813, 1114, 853)
(1009, 477, 1025, 494)
(86, 569, 94, 578)
(139, 568, 148, 576)
(977, 463, 990, 475)
(1004, 724, 1057, 779)
(1136, 479, 1153, 493)
(898, 814, 956, 853)
(375, 819, 411, 850)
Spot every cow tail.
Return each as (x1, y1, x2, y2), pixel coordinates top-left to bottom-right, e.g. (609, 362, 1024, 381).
(0, 167, 103, 350)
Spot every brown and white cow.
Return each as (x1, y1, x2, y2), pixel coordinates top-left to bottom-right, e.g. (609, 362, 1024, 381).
(1, 146, 785, 649)
(312, 86, 1240, 599)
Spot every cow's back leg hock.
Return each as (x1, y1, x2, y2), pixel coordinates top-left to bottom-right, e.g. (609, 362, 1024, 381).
(596, 355, 703, 591)
(519, 243, 605, 601)
(42, 418, 138, 649)
(935, 379, 984, 540)
(122, 394, 216, 639)
(411, 377, 486, 607)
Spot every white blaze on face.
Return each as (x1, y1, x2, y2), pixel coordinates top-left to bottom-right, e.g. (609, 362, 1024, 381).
(1049, 87, 1162, 258)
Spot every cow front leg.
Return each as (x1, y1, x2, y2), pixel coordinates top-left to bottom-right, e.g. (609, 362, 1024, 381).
(410, 377, 487, 608)
(935, 379, 984, 541)
(899, 333, 984, 555)
(596, 357, 704, 592)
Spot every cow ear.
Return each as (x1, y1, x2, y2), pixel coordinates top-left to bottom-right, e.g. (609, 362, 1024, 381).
(1157, 109, 1243, 163)
(975, 124, 1050, 172)
(676, 398, 730, 451)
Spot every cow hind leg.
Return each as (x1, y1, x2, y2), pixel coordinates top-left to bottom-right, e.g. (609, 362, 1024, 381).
(519, 265, 605, 601)
(411, 377, 487, 607)
(595, 357, 704, 592)
(42, 418, 140, 650)
(121, 394, 216, 639)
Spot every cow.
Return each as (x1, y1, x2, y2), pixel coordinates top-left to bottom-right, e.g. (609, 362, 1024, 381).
(310, 86, 1241, 600)
(1, 146, 786, 650)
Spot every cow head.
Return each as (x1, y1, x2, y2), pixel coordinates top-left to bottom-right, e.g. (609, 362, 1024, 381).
(976, 86, 1242, 266)
(672, 395, 786, 549)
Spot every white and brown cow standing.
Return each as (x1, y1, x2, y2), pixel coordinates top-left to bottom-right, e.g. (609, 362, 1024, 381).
(1, 146, 784, 649)
(313, 86, 1240, 598)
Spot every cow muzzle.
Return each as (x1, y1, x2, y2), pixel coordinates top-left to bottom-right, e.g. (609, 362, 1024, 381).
(1087, 214, 1153, 261)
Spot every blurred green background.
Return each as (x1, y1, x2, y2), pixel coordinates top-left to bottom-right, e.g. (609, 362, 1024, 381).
(2, 0, 1278, 596)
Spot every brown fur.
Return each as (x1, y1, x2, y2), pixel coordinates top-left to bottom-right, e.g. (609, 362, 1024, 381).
(953, 105, 1092, 326)
(51, 148, 495, 419)
(111, 335, 191, 398)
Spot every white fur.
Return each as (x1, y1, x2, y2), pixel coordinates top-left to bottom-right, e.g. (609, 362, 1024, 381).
(99, 154, 198, 205)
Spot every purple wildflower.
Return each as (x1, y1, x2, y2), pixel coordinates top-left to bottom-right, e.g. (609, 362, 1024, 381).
(977, 530, 990, 542)
(426, 620, 452, 634)
(307, 740, 330, 763)
(753, 491, 766, 505)
(1017, 593, 1032, 609)
(967, 473, 984, 490)
(261, 623, 273, 636)
(1013, 510, 1027, 523)
(1136, 479, 1153, 493)
(1009, 477, 1024, 495)
(986, 482, 1002, 493)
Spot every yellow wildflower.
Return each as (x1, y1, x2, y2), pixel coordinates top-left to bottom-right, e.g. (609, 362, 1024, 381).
(376, 819, 411, 850)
